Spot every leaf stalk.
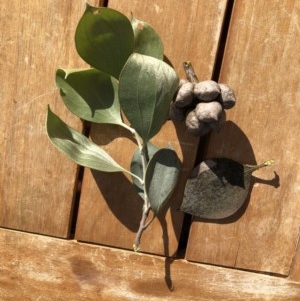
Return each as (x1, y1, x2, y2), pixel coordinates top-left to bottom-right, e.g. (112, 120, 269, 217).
(244, 159, 275, 174)
(120, 122, 154, 251)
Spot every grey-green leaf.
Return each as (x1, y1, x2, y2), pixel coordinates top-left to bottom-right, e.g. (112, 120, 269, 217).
(56, 68, 123, 125)
(119, 53, 179, 143)
(131, 16, 164, 60)
(75, 4, 134, 79)
(46, 106, 129, 174)
(181, 158, 274, 219)
(130, 142, 160, 200)
(145, 147, 181, 215)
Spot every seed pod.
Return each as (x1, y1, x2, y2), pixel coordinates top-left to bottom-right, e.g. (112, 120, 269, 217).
(169, 102, 185, 122)
(209, 109, 226, 132)
(174, 82, 194, 108)
(194, 80, 220, 101)
(218, 83, 236, 109)
(185, 110, 211, 136)
(195, 101, 223, 123)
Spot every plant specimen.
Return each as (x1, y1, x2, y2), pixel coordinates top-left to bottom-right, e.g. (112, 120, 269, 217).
(46, 4, 260, 251)
(47, 5, 181, 251)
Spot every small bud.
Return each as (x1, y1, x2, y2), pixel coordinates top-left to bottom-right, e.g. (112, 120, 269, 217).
(195, 101, 223, 123)
(194, 80, 220, 101)
(174, 82, 194, 108)
(185, 110, 211, 136)
(218, 83, 236, 109)
(169, 102, 186, 122)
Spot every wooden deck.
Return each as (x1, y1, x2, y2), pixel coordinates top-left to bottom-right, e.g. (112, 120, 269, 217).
(1, 229, 299, 300)
(1, 0, 300, 299)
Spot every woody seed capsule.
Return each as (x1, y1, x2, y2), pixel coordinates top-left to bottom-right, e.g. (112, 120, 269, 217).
(195, 101, 223, 123)
(194, 80, 220, 101)
(185, 110, 211, 136)
(209, 109, 226, 132)
(218, 83, 236, 109)
(174, 82, 194, 108)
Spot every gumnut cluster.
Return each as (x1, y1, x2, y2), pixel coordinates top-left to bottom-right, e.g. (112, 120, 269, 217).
(169, 62, 236, 136)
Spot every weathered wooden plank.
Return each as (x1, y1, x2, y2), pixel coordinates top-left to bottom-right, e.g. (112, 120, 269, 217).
(0, 0, 97, 237)
(290, 231, 300, 281)
(0, 229, 299, 300)
(186, 0, 300, 275)
(75, 0, 228, 255)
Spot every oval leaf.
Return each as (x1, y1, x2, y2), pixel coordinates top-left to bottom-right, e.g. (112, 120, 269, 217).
(145, 147, 181, 215)
(56, 68, 123, 125)
(119, 53, 179, 143)
(181, 158, 273, 219)
(131, 16, 164, 60)
(75, 4, 134, 79)
(46, 106, 129, 174)
(130, 142, 160, 200)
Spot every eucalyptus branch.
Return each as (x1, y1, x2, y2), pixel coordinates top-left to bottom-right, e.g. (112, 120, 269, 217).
(48, 5, 182, 254)
(119, 123, 145, 184)
(119, 122, 155, 251)
(133, 203, 151, 252)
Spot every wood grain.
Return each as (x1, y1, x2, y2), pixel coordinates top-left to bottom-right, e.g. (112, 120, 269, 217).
(75, 0, 228, 255)
(186, 0, 300, 276)
(290, 230, 300, 281)
(0, 0, 98, 237)
(1, 229, 299, 300)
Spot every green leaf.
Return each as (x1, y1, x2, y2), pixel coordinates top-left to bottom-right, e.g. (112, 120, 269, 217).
(181, 158, 274, 219)
(56, 68, 123, 125)
(131, 15, 164, 60)
(75, 4, 134, 79)
(46, 106, 130, 174)
(119, 53, 179, 143)
(145, 147, 181, 215)
(130, 142, 160, 200)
